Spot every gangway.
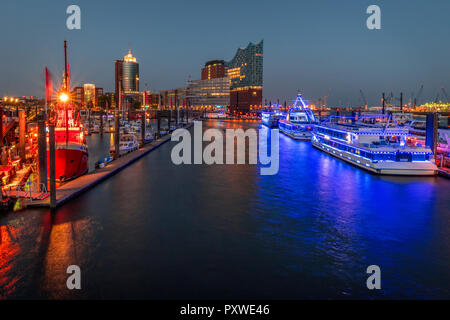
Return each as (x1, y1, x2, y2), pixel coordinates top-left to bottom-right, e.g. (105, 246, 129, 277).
(3, 182, 49, 201)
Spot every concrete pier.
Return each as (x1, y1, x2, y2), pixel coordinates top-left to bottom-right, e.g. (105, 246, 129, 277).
(27, 122, 193, 208)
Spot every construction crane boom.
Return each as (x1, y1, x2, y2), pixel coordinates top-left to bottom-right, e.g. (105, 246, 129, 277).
(414, 85, 424, 107)
(359, 89, 368, 109)
(441, 87, 449, 103)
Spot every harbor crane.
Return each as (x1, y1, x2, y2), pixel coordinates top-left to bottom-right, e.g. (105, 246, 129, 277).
(382, 91, 405, 110)
(414, 85, 424, 108)
(440, 87, 449, 103)
(408, 92, 415, 107)
(359, 89, 368, 110)
(433, 87, 448, 103)
(434, 91, 441, 103)
(382, 91, 396, 108)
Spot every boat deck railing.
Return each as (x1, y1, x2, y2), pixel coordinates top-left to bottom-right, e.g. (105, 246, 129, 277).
(319, 114, 409, 134)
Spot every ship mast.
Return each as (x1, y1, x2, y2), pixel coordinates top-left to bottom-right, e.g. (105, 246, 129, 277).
(64, 40, 69, 146)
(64, 41, 68, 90)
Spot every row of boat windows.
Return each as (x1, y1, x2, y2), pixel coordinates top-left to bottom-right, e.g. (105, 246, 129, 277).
(279, 122, 310, 131)
(316, 127, 347, 140)
(289, 115, 309, 124)
(317, 137, 431, 162)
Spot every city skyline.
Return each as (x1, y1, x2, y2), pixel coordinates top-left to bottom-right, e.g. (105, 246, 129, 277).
(0, 0, 448, 303)
(0, 0, 450, 106)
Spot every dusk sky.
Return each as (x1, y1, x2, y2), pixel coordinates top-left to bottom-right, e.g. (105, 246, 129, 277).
(0, 0, 449, 106)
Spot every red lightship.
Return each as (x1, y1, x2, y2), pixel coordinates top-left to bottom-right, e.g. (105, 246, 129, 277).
(47, 104, 88, 181)
(46, 41, 88, 182)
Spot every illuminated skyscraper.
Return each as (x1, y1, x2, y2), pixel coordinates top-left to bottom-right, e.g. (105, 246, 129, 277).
(227, 40, 263, 113)
(122, 50, 139, 93)
(115, 50, 140, 107)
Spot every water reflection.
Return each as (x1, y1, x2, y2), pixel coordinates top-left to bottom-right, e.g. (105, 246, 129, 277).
(0, 223, 20, 298)
(0, 120, 449, 299)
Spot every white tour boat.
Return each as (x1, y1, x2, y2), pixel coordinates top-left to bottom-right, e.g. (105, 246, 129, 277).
(278, 92, 317, 140)
(312, 115, 438, 175)
(110, 134, 139, 156)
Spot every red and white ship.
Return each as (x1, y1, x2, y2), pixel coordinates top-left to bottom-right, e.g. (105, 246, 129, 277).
(47, 104, 88, 181)
(45, 40, 88, 182)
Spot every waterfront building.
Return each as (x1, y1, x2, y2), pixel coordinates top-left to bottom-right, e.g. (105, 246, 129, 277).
(187, 77, 230, 110)
(227, 40, 263, 113)
(201, 60, 227, 80)
(72, 85, 103, 108)
(95, 87, 104, 106)
(149, 93, 160, 109)
(142, 90, 159, 109)
(143, 91, 151, 107)
(104, 92, 116, 108)
(186, 60, 230, 110)
(83, 84, 95, 107)
(143, 91, 160, 109)
(159, 88, 187, 110)
(72, 86, 84, 107)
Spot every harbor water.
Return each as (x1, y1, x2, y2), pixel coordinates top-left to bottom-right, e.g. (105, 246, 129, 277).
(0, 120, 449, 299)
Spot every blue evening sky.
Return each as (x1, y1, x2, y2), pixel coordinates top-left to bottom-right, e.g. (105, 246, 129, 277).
(0, 0, 449, 106)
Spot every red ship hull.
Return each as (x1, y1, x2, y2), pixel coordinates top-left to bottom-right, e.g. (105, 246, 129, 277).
(47, 146, 88, 181)
(47, 127, 89, 182)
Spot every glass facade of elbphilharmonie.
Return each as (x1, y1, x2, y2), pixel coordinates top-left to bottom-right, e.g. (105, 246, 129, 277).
(227, 40, 263, 113)
(185, 40, 263, 112)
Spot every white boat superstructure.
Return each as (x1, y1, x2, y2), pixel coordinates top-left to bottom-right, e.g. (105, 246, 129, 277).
(278, 92, 317, 140)
(312, 115, 438, 175)
(143, 131, 154, 143)
(261, 109, 285, 128)
(110, 134, 139, 155)
(391, 112, 413, 125)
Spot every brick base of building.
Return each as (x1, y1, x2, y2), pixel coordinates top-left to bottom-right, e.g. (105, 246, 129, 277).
(229, 88, 262, 113)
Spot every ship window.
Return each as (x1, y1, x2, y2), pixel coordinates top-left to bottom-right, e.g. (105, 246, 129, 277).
(412, 153, 427, 161)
